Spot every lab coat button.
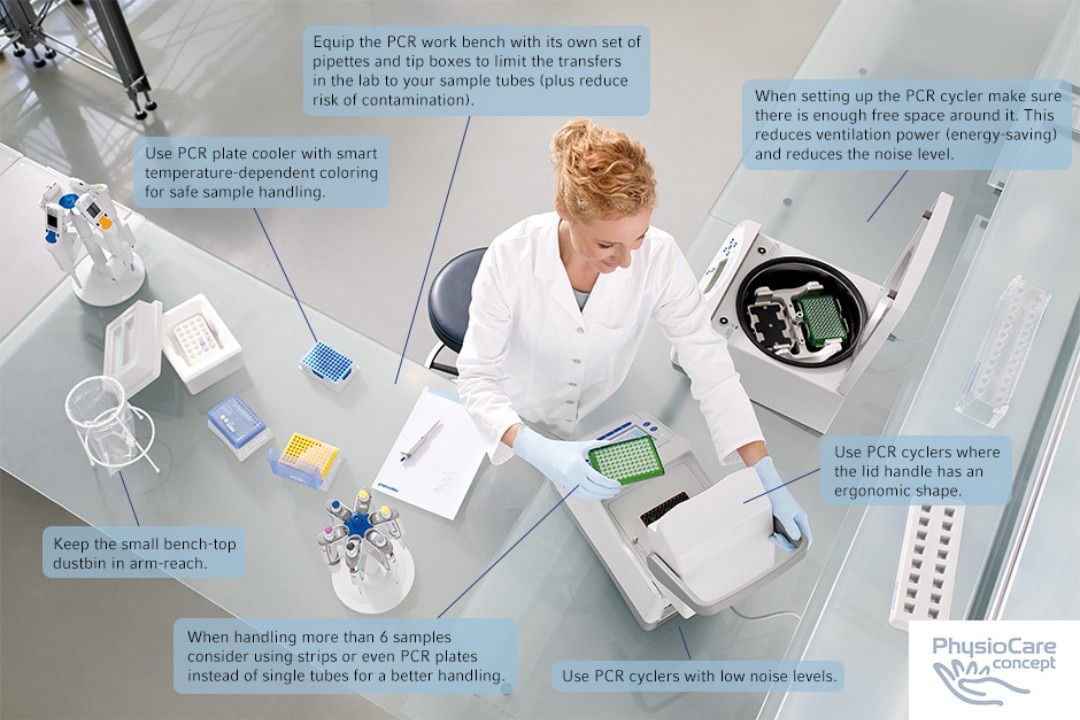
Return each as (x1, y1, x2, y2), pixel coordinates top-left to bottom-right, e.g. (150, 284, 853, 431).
(565, 400, 574, 405)
(572, 358, 582, 364)
(576, 327, 585, 334)
(568, 382, 577, 387)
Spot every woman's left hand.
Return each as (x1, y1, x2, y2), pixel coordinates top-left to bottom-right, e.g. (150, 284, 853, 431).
(754, 457, 813, 551)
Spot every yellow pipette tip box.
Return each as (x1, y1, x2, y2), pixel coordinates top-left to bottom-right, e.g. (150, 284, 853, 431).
(268, 433, 342, 491)
(282, 433, 339, 477)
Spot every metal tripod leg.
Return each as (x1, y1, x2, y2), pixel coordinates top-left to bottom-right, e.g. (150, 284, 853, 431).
(1, 0, 157, 119)
(0, 0, 46, 65)
(87, 0, 155, 119)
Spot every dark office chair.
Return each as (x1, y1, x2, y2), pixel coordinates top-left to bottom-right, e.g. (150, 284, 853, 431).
(426, 247, 486, 376)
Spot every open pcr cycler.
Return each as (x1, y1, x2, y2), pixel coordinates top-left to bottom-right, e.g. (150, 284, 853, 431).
(566, 413, 807, 631)
(676, 192, 954, 432)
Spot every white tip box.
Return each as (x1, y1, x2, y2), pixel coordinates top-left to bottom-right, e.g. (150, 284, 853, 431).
(160, 294, 243, 394)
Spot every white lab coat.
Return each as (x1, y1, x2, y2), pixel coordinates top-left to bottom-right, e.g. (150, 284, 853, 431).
(458, 212, 763, 465)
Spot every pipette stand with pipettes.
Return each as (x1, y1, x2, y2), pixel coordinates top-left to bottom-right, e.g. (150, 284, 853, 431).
(40, 178, 146, 308)
(317, 489, 415, 613)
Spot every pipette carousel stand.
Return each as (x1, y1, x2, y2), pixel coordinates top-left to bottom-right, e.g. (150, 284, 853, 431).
(317, 490, 415, 614)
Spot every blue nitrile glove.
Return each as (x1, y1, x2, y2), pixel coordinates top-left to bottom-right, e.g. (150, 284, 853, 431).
(512, 426, 622, 500)
(754, 456, 812, 551)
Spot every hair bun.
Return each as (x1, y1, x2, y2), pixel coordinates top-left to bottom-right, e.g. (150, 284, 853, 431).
(550, 120, 656, 221)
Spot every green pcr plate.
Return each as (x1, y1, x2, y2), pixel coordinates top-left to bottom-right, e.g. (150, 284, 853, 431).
(588, 435, 665, 485)
(797, 294, 848, 349)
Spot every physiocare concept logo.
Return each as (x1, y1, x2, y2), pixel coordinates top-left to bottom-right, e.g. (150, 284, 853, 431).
(909, 621, 1078, 718)
(932, 642, 1035, 706)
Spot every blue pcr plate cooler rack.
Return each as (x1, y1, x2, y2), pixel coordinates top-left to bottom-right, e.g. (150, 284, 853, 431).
(300, 342, 355, 392)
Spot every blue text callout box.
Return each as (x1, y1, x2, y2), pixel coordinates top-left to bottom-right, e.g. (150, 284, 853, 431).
(553, 660, 844, 692)
(44, 526, 244, 578)
(744, 79, 1071, 170)
(135, 136, 388, 208)
(821, 436, 1012, 506)
(175, 618, 516, 694)
(304, 25, 649, 116)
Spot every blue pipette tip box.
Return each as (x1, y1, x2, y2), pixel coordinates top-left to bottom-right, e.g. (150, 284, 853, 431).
(207, 393, 273, 461)
(300, 342, 355, 392)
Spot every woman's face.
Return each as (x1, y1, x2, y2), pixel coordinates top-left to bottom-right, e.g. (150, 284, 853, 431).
(563, 208, 652, 274)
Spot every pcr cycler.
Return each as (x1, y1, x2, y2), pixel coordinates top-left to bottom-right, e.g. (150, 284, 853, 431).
(675, 192, 953, 432)
(566, 413, 807, 631)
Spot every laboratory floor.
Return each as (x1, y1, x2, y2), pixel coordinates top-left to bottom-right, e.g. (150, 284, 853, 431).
(0, 1, 836, 718)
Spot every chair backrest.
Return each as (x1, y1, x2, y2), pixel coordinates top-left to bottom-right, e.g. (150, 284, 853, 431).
(427, 248, 487, 354)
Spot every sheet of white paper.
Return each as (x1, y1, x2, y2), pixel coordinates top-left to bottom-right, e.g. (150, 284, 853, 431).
(372, 386, 486, 520)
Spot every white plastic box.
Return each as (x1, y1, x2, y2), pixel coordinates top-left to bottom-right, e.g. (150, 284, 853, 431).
(103, 300, 162, 397)
(160, 294, 243, 394)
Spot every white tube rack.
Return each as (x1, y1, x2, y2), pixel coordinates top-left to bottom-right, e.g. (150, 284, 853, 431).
(889, 504, 965, 631)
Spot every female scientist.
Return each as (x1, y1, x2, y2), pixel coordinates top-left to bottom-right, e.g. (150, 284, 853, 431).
(457, 120, 811, 550)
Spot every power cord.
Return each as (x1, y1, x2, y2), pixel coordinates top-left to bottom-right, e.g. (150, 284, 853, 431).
(730, 605, 802, 623)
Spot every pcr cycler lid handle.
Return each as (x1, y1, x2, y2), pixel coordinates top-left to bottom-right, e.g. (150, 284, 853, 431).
(646, 537, 807, 616)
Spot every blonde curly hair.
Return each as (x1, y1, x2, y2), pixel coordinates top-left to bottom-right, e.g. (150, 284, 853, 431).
(551, 119, 657, 222)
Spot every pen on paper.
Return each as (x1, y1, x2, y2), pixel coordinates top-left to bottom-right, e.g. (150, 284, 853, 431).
(400, 420, 440, 462)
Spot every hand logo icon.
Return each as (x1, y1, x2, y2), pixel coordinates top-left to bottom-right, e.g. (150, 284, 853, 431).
(933, 660, 1030, 706)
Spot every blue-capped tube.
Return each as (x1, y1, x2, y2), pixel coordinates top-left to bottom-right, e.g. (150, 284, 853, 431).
(326, 498, 353, 522)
